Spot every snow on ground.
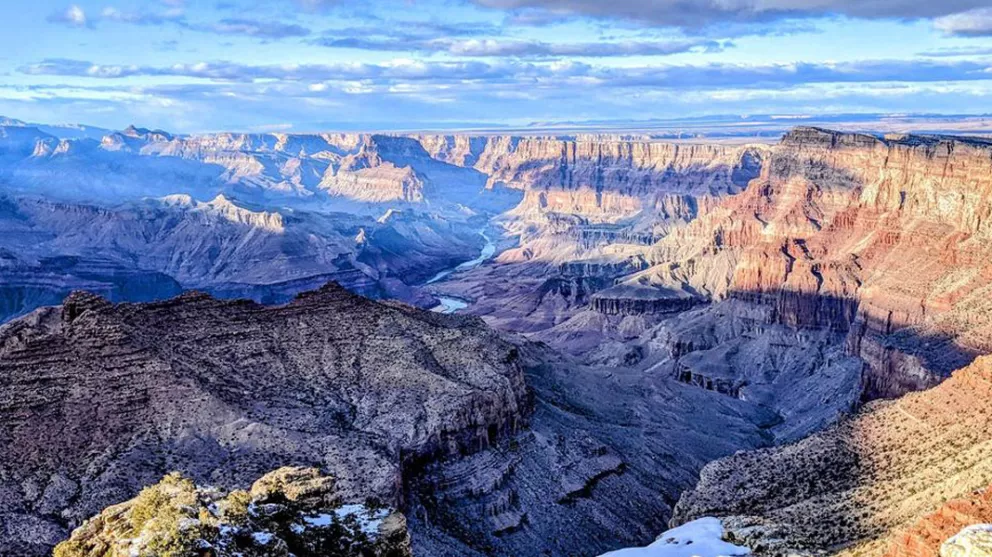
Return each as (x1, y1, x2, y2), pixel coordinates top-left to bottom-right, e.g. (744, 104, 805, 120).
(251, 531, 274, 545)
(599, 518, 751, 557)
(302, 504, 390, 535)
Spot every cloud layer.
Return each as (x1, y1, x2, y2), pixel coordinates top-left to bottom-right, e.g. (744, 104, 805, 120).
(472, 0, 992, 28)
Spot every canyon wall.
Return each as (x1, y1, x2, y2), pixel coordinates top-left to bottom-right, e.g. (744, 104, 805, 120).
(611, 128, 992, 401)
(0, 284, 527, 555)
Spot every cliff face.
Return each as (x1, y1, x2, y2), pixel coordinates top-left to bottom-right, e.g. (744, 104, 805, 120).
(883, 488, 992, 557)
(0, 283, 796, 557)
(0, 284, 527, 555)
(620, 128, 992, 401)
(672, 355, 992, 557)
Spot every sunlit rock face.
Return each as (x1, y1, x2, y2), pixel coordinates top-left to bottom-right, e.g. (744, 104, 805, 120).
(884, 491, 992, 557)
(672, 355, 992, 557)
(580, 128, 992, 403)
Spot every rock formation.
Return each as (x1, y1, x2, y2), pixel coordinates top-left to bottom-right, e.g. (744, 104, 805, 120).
(0, 193, 490, 322)
(940, 525, 992, 557)
(0, 283, 796, 557)
(885, 489, 992, 557)
(5, 122, 992, 557)
(673, 356, 992, 557)
(0, 284, 526, 554)
(54, 467, 412, 557)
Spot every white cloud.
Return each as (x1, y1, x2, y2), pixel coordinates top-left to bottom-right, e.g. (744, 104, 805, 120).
(48, 5, 89, 28)
(934, 8, 992, 36)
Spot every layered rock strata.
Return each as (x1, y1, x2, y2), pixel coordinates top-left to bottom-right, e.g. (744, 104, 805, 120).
(0, 284, 527, 555)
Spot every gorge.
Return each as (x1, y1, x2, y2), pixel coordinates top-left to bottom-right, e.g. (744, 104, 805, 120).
(1, 120, 992, 557)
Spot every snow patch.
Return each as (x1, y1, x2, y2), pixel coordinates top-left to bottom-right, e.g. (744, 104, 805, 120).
(252, 531, 274, 545)
(598, 518, 751, 557)
(302, 504, 389, 536)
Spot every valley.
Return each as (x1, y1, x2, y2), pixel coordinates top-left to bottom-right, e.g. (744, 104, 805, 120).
(1, 119, 992, 557)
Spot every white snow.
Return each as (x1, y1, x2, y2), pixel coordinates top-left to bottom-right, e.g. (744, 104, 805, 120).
(303, 513, 334, 527)
(598, 518, 751, 557)
(302, 504, 390, 535)
(252, 531, 274, 545)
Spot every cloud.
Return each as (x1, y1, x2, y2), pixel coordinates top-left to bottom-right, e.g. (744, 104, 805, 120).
(502, 8, 576, 26)
(199, 18, 311, 38)
(918, 45, 992, 57)
(7, 77, 992, 134)
(47, 5, 89, 28)
(470, 0, 992, 28)
(21, 57, 992, 91)
(317, 36, 728, 57)
(18, 58, 546, 83)
(49, 4, 310, 40)
(934, 8, 992, 36)
(100, 7, 186, 26)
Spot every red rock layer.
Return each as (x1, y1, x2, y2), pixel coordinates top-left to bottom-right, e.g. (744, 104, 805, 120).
(639, 128, 992, 398)
(883, 488, 992, 557)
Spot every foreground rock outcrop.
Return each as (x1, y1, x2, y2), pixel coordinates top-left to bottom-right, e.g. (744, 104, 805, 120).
(0, 284, 527, 554)
(54, 467, 411, 557)
(940, 525, 992, 557)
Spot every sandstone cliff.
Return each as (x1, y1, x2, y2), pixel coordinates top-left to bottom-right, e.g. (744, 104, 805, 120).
(590, 128, 992, 403)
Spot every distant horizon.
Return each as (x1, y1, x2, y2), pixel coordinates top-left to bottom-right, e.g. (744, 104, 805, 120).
(7, 111, 992, 137)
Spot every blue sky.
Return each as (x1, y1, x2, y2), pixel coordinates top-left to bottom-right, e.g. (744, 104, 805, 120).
(2, 0, 992, 132)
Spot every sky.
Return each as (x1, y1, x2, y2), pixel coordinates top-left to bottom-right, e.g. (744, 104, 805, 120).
(1, 0, 992, 132)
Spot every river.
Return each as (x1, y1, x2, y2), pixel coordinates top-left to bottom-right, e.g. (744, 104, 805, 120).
(428, 229, 495, 314)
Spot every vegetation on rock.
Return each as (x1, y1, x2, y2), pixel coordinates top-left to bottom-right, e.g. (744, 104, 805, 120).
(53, 467, 411, 557)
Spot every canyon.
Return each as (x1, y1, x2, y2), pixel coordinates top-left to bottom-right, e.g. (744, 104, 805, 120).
(1, 120, 992, 556)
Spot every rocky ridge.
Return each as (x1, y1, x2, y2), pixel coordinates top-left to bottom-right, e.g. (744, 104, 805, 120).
(673, 355, 992, 556)
(0, 284, 526, 554)
(0, 283, 795, 557)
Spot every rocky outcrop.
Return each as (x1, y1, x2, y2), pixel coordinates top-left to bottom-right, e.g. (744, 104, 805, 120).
(406, 343, 781, 557)
(0, 193, 490, 322)
(673, 355, 992, 557)
(54, 467, 412, 557)
(884, 489, 992, 557)
(591, 286, 702, 316)
(0, 284, 527, 555)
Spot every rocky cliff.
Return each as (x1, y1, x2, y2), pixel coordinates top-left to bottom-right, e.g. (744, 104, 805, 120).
(0, 284, 527, 554)
(583, 128, 992, 402)
(0, 282, 800, 557)
(673, 355, 992, 557)
(0, 193, 492, 322)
